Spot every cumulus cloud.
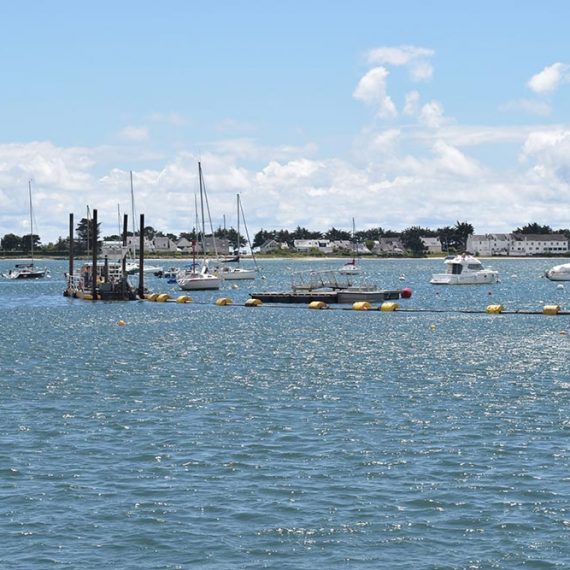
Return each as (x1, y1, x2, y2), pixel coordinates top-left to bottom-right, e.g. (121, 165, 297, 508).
(528, 62, 570, 94)
(353, 67, 398, 118)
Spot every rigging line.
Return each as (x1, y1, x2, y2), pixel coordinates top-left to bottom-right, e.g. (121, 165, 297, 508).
(238, 195, 260, 273)
(200, 169, 220, 259)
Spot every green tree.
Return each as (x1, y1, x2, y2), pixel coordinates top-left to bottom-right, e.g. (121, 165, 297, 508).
(453, 221, 474, 251)
(400, 226, 429, 256)
(324, 227, 351, 241)
(514, 222, 553, 234)
(76, 217, 101, 253)
(1, 233, 21, 251)
(21, 234, 41, 252)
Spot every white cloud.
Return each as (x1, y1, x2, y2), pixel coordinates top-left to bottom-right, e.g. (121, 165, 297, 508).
(432, 140, 482, 177)
(403, 91, 420, 116)
(367, 45, 434, 82)
(500, 99, 552, 116)
(528, 62, 570, 94)
(353, 67, 398, 118)
(419, 101, 446, 128)
(118, 126, 150, 142)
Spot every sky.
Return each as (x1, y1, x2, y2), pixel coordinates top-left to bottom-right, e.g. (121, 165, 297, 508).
(1, 0, 570, 243)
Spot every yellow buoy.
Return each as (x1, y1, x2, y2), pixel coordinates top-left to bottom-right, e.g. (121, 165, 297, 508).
(486, 304, 504, 314)
(117, 320, 126, 326)
(308, 300, 328, 310)
(215, 297, 233, 306)
(156, 293, 171, 302)
(245, 298, 263, 307)
(145, 293, 159, 302)
(543, 304, 561, 315)
(176, 295, 192, 303)
(83, 294, 93, 301)
(380, 301, 400, 312)
(352, 301, 371, 311)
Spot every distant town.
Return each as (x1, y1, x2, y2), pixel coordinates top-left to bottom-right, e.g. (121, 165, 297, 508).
(1, 220, 569, 258)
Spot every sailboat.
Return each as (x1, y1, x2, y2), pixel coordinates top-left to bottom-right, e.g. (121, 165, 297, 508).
(176, 163, 222, 291)
(338, 218, 362, 275)
(123, 171, 163, 275)
(211, 194, 258, 280)
(3, 181, 50, 279)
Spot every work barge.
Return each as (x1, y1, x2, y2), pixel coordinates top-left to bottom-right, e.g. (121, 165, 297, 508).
(250, 269, 411, 305)
(63, 209, 145, 301)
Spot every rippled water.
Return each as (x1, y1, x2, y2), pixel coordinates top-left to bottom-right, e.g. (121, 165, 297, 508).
(1, 257, 570, 568)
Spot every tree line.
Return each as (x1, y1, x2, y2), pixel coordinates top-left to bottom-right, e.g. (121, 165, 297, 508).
(1, 220, 569, 256)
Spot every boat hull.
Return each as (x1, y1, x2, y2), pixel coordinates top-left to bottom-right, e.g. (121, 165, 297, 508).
(177, 275, 222, 290)
(545, 264, 570, 281)
(250, 289, 402, 304)
(430, 271, 499, 285)
(215, 268, 257, 280)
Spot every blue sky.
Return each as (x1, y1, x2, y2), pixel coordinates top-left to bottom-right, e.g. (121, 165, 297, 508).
(1, 0, 570, 242)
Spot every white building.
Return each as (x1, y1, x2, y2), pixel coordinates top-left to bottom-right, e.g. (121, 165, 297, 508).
(510, 234, 568, 256)
(293, 239, 334, 253)
(467, 233, 569, 256)
(153, 236, 177, 252)
(421, 237, 442, 254)
(467, 234, 513, 256)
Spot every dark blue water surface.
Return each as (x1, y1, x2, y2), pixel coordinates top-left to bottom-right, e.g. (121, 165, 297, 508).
(1, 257, 570, 569)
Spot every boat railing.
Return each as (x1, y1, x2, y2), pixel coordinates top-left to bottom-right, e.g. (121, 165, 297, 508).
(292, 270, 354, 291)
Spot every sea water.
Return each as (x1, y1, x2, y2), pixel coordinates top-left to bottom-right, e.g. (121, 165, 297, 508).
(1, 257, 569, 569)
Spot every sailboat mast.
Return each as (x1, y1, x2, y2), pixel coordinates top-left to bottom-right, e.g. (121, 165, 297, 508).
(236, 194, 240, 262)
(198, 162, 206, 257)
(28, 180, 34, 262)
(352, 217, 357, 263)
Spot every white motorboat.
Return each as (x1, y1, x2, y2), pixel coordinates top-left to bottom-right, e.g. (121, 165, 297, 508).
(545, 263, 570, 281)
(430, 254, 499, 285)
(125, 261, 164, 275)
(211, 264, 257, 280)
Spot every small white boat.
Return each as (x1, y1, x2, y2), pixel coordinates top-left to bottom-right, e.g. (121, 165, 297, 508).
(338, 260, 361, 275)
(545, 262, 570, 281)
(176, 262, 221, 290)
(125, 261, 163, 274)
(210, 194, 259, 280)
(211, 264, 257, 280)
(3, 262, 50, 280)
(430, 254, 499, 285)
(338, 218, 362, 275)
(4, 182, 50, 280)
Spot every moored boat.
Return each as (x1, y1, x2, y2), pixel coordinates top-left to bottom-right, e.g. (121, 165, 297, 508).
(3, 262, 50, 280)
(545, 262, 570, 281)
(430, 254, 499, 285)
(3, 181, 50, 280)
(251, 269, 411, 304)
